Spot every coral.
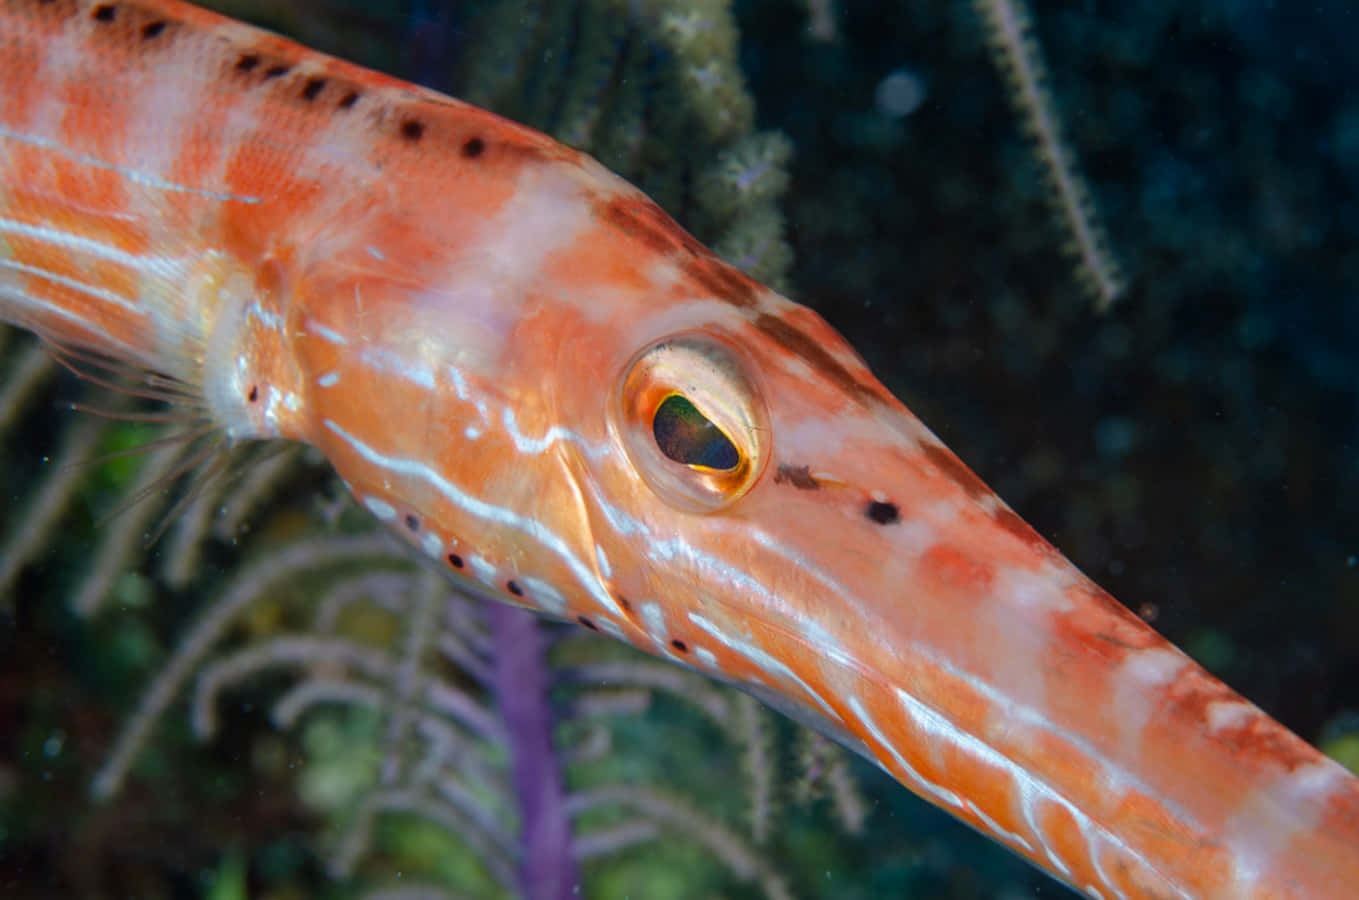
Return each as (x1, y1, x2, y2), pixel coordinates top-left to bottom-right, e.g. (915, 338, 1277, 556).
(973, 0, 1124, 312)
(85, 524, 813, 897)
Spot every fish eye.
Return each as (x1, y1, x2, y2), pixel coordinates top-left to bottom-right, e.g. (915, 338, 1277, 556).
(615, 333, 770, 512)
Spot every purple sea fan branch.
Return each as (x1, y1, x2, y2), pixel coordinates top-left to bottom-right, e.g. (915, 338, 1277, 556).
(486, 601, 582, 900)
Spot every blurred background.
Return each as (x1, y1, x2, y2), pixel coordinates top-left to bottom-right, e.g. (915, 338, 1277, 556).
(1, 0, 1356, 897)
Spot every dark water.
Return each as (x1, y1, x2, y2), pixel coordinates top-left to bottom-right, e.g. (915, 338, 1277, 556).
(1, 1, 1354, 897)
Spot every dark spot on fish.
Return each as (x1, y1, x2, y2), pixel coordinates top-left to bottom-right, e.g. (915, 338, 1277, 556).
(682, 255, 760, 309)
(774, 464, 819, 490)
(865, 499, 900, 525)
(141, 20, 166, 39)
(91, 4, 115, 22)
(338, 90, 360, 109)
(920, 442, 989, 500)
(404, 514, 419, 532)
(507, 580, 524, 597)
(400, 119, 425, 141)
(754, 313, 879, 405)
(670, 639, 689, 653)
(235, 54, 260, 73)
(247, 385, 258, 403)
(301, 77, 327, 101)
(461, 136, 485, 158)
(991, 505, 1050, 554)
(577, 616, 599, 632)
(447, 553, 464, 569)
(617, 595, 633, 613)
(264, 63, 291, 80)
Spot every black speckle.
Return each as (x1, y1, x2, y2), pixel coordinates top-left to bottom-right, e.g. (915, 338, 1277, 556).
(235, 54, 260, 73)
(618, 596, 633, 613)
(865, 499, 900, 525)
(91, 4, 116, 22)
(461, 136, 485, 158)
(301, 77, 326, 101)
(141, 20, 166, 39)
(338, 90, 360, 109)
(264, 63, 291, 80)
(507, 580, 524, 597)
(247, 385, 259, 403)
(400, 119, 425, 141)
(404, 514, 419, 532)
(774, 464, 820, 490)
(447, 553, 464, 569)
(670, 639, 688, 653)
(577, 616, 599, 632)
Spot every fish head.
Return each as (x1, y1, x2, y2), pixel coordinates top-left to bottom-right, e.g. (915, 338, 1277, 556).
(541, 244, 1092, 764)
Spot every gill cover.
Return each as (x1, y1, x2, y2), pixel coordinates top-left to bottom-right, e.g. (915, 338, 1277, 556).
(614, 333, 770, 513)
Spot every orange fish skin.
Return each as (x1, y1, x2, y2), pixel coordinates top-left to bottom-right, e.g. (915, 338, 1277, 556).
(2, 1, 1358, 896)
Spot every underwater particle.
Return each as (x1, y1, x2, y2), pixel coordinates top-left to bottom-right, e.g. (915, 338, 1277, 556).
(803, 0, 837, 42)
(43, 730, 65, 758)
(1094, 416, 1138, 459)
(874, 69, 927, 119)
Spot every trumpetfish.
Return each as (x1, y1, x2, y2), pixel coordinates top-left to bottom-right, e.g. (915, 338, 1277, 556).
(0, 0, 1355, 895)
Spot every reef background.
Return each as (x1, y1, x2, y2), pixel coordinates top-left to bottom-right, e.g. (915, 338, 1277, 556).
(1, 1, 1356, 898)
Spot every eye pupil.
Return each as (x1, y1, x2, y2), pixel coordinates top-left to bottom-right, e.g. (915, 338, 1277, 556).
(652, 394, 740, 471)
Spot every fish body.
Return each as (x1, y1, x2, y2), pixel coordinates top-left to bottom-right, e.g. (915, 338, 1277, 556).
(1, 1, 1357, 896)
